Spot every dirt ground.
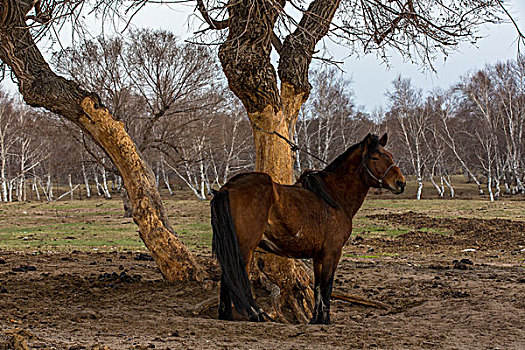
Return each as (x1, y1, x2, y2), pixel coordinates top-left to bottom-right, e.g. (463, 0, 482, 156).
(1, 213, 524, 350)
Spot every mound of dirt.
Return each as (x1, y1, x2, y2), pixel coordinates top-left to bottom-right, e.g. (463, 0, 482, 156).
(367, 212, 525, 254)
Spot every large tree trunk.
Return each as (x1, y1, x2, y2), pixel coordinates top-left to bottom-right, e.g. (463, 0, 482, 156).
(216, 0, 339, 322)
(121, 187, 134, 218)
(249, 84, 306, 182)
(247, 85, 313, 323)
(0, 1, 202, 281)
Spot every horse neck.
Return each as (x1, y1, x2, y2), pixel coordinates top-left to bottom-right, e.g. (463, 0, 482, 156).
(323, 149, 370, 218)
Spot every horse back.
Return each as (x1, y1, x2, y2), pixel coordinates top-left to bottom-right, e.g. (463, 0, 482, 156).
(221, 172, 274, 192)
(219, 172, 276, 253)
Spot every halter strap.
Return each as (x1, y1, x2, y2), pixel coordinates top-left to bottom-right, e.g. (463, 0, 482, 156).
(364, 162, 397, 187)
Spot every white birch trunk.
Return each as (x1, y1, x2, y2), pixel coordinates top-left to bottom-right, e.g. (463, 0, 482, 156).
(487, 172, 494, 202)
(161, 162, 173, 196)
(416, 176, 423, 200)
(94, 170, 103, 196)
(429, 176, 444, 197)
(0, 161, 7, 202)
(68, 174, 74, 200)
(101, 167, 111, 199)
(46, 174, 53, 201)
(33, 177, 40, 201)
(82, 163, 91, 198)
(443, 176, 455, 197)
(8, 179, 14, 202)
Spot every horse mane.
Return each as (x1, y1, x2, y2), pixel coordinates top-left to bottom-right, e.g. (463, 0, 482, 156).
(296, 170, 340, 209)
(298, 134, 382, 209)
(323, 134, 381, 173)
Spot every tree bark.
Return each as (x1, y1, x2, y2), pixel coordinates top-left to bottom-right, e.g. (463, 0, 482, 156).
(0, 1, 202, 281)
(249, 84, 306, 183)
(121, 187, 134, 218)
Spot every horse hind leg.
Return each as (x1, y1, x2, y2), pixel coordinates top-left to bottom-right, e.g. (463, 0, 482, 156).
(309, 259, 323, 324)
(242, 250, 275, 322)
(213, 179, 274, 322)
(218, 274, 233, 321)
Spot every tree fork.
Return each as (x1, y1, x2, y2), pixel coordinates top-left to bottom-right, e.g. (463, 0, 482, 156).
(0, 1, 203, 282)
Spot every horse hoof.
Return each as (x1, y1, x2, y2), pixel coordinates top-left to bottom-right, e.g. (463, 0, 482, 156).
(218, 310, 234, 321)
(249, 311, 273, 322)
(262, 312, 276, 322)
(309, 317, 330, 325)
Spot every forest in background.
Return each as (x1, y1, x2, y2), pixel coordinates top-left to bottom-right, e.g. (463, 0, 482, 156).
(0, 29, 524, 203)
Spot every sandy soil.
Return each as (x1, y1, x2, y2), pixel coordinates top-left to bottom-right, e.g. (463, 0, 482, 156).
(1, 213, 524, 349)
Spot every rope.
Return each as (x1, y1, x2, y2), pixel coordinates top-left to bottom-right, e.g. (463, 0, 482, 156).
(250, 122, 328, 165)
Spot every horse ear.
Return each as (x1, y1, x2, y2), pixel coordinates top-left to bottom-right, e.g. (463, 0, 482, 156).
(379, 133, 388, 146)
(360, 133, 372, 150)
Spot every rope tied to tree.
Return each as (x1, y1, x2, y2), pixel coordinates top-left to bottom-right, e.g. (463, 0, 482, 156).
(250, 122, 328, 165)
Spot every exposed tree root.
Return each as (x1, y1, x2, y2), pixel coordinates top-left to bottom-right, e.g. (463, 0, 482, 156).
(192, 296, 219, 316)
(1, 328, 38, 350)
(252, 253, 314, 324)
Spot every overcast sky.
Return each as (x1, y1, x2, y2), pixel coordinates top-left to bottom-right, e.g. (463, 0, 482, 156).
(344, 1, 525, 113)
(6, 1, 525, 114)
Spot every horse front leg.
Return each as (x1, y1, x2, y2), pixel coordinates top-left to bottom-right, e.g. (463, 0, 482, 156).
(316, 271, 335, 325)
(218, 274, 234, 321)
(310, 253, 340, 325)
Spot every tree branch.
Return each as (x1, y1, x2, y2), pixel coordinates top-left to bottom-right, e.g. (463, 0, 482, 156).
(196, 0, 229, 30)
(278, 0, 341, 96)
(271, 31, 282, 54)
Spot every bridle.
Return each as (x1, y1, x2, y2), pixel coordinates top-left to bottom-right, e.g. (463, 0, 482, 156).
(363, 160, 397, 188)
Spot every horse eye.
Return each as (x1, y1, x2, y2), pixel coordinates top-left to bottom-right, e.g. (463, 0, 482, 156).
(371, 156, 379, 161)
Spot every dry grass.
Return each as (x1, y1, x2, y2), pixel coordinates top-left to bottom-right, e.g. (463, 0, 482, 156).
(1, 180, 524, 253)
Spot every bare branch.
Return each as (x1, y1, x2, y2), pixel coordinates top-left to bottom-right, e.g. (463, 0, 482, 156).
(271, 31, 282, 54)
(496, 0, 525, 53)
(196, 0, 229, 30)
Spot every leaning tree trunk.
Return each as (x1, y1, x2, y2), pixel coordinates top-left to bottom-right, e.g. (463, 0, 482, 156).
(0, 1, 202, 281)
(121, 187, 134, 218)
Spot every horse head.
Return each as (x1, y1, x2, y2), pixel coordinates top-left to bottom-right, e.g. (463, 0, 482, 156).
(361, 133, 406, 194)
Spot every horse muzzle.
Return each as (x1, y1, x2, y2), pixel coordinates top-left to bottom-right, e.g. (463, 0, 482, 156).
(393, 180, 406, 194)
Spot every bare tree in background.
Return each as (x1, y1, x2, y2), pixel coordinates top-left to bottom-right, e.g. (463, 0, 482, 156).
(12, 106, 49, 201)
(209, 101, 253, 187)
(295, 67, 369, 172)
(492, 58, 525, 194)
(457, 70, 504, 201)
(422, 94, 455, 197)
(438, 91, 485, 195)
(54, 29, 225, 208)
(0, 93, 16, 202)
(387, 76, 430, 199)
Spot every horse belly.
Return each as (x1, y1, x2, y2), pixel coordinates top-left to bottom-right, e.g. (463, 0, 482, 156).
(260, 222, 322, 259)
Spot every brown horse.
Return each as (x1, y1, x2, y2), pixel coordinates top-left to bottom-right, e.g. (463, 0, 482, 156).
(210, 133, 406, 324)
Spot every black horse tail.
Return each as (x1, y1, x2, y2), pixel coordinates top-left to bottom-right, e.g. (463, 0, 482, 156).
(211, 190, 257, 316)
